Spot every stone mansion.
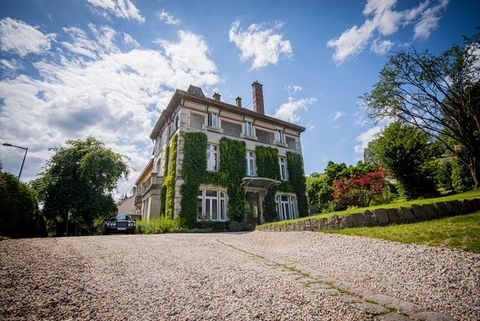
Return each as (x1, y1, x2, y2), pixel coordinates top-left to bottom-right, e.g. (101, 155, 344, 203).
(134, 81, 307, 227)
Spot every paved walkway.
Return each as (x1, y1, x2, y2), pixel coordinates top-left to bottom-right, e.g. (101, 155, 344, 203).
(0, 232, 478, 320)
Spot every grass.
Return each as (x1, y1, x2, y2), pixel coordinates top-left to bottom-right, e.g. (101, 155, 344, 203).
(136, 216, 182, 234)
(323, 212, 480, 253)
(261, 189, 480, 228)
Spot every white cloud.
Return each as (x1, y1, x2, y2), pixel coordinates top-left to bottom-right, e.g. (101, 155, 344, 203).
(123, 32, 139, 48)
(327, 0, 448, 64)
(155, 9, 180, 25)
(332, 111, 346, 121)
(286, 84, 302, 94)
(370, 38, 394, 54)
(0, 26, 219, 195)
(353, 126, 383, 154)
(0, 18, 55, 57)
(414, 0, 449, 40)
(87, 0, 145, 23)
(274, 96, 316, 123)
(228, 21, 292, 70)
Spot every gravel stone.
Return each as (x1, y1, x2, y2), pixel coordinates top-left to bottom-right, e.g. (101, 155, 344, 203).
(1, 231, 477, 321)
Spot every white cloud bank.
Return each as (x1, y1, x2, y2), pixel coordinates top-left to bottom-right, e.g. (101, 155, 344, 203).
(0, 18, 56, 57)
(228, 21, 293, 70)
(274, 97, 317, 123)
(327, 0, 449, 64)
(87, 0, 145, 23)
(0, 21, 219, 195)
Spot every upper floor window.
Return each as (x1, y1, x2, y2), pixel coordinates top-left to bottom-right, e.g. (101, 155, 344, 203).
(275, 129, 286, 144)
(197, 189, 227, 221)
(207, 144, 219, 172)
(246, 151, 256, 176)
(174, 114, 180, 130)
(279, 157, 288, 180)
(243, 121, 254, 137)
(208, 112, 219, 128)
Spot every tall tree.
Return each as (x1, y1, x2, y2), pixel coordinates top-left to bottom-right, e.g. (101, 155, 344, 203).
(368, 122, 437, 199)
(363, 32, 480, 187)
(36, 137, 128, 235)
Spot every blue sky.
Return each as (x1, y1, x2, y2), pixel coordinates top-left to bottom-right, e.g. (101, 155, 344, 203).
(0, 0, 478, 195)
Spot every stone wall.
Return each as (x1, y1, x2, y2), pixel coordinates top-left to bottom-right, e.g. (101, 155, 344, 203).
(257, 198, 480, 232)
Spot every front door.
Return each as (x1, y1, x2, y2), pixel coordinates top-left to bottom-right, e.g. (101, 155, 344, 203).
(245, 191, 259, 223)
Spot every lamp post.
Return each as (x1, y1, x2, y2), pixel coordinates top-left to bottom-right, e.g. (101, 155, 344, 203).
(2, 143, 28, 179)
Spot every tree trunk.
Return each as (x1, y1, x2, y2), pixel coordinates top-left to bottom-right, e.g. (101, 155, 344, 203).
(469, 156, 480, 189)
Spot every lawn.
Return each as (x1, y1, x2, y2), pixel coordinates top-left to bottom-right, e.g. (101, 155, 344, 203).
(322, 212, 480, 253)
(264, 189, 480, 227)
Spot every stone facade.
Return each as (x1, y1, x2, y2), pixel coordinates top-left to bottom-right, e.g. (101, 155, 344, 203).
(135, 82, 306, 222)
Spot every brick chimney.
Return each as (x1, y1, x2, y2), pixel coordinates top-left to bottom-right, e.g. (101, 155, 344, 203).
(213, 92, 221, 101)
(252, 81, 264, 114)
(235, 96, 242, 108)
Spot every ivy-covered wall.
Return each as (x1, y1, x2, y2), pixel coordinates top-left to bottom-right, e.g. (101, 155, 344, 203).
(286, 151, 308, 216)
(165, 134, 178, 218)
(180, 132, 246, 227)
(180, 132, 208, 227)
(159, 144, 170, 216)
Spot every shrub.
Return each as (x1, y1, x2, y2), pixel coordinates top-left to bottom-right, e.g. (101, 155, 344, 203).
(136, 216, 181, 234)
(332, 169, 386, 208)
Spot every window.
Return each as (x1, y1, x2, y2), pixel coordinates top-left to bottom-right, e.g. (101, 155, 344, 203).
(275, 194, 298, 220)
(208, 112, 219, 128)
(280, 157, 288, 180)
(197, 188, 228, 221)
(207, 144, 219, 171)
(174, 114, 180, 130)
(243, 121, 254, 137)
(275, 129, 286, 144)
(246, 151, 256, 176)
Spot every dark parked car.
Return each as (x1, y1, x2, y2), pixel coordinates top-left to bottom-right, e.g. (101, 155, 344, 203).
(104, 214, 136, 234)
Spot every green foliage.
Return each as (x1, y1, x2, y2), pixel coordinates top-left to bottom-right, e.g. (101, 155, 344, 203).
(218, 137, 246, 222)
(136, 216, 181, 234)
(451, 157, 474, 193)
(0, 172, 46, 238)
(37, 136, 128, 235)
(159, 144, 170, 216)
(434, 159, 453, 191)
(165, 134, 178, 218)
(286, 152, 308, 217)
(369, 122, 437, 200)
(363, 32, 480, 187)
(180, 132, 208, 227)
(255, 146, 280, 221)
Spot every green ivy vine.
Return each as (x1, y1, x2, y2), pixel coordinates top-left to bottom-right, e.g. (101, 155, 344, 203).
(286, 151, 308, 216)
(159, 144, 170, 216)
(165, 133, 178, 218)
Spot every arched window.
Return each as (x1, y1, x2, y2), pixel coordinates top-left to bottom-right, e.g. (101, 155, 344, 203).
(197, 188, 228, 221)
(275, 193, 298, 220)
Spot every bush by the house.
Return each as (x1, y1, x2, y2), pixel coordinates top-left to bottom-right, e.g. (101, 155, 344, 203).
(136, 216, 181, 234)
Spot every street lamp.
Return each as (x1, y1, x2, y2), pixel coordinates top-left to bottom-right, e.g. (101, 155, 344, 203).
(2, 143, 28, 179)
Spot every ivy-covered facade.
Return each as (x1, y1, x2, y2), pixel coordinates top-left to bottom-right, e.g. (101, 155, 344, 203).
(134, 82, 307, 228)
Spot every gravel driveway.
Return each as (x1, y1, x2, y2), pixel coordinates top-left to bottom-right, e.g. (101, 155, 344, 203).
(0, 232, 478, 321)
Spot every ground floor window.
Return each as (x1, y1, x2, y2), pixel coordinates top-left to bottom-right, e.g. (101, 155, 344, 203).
(197, 188, 228, 221)
(275, 193, 298, 220)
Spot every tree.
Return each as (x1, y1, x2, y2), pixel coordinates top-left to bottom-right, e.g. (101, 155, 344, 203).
(368, 122, 437, 199)
(0, 172, 46, 237)
(363, 32, 480, 187)
(332, 169, 386, 208)
(36, 137, 128, 235)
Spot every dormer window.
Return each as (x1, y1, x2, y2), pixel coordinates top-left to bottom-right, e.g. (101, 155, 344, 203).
(243, 121, 254, 137)
(275, 129, 286, 144)
(208, 112, 219, 128)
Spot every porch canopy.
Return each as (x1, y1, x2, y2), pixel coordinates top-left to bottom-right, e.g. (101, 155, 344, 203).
(241, 177, 281, 190)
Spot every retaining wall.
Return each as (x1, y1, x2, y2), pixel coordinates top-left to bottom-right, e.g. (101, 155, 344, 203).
(257, 198, 480, 232)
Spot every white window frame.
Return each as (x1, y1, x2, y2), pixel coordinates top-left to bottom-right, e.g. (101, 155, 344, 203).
(275, 129, 286, 144)
(279, 157, 288, 180)
(197, 188, 228, 221)
(275, 193, 298, 220)
(207, 144, 219, 172)
(246, 151, 256, 176)
(174, 113, 180, 131)
(243, 121, 255, 137)
(208, 112, 219, 128)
